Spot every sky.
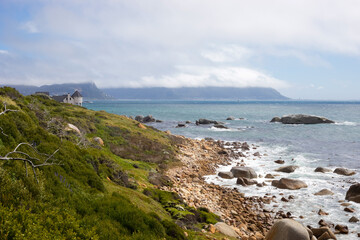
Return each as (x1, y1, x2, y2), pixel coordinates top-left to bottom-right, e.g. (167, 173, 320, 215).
(1, 0, 360, 100)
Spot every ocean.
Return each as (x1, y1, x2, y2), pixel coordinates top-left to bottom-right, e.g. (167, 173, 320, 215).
(85, 100, 360, 239)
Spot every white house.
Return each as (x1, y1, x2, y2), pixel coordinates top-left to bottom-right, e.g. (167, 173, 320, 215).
(52, 90, 83, 106)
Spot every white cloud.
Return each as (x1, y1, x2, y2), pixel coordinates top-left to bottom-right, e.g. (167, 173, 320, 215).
(137, 66, 288, 88)
(21, 21, 39, 33)
(2, 0, 360, 91)
(201, 45, 253, 63)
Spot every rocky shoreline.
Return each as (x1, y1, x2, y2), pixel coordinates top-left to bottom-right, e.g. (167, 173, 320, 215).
(162, 137, 275, 239)
(162, 136, 360, 240)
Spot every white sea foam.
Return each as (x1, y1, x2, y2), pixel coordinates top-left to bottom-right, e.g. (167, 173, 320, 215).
(209, 126, 239, 132)
(335, 121, 358, 126)
(204, 142, 359, 240)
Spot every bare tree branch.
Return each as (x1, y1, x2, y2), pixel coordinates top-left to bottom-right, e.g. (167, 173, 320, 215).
(0, 143, 62, 183)
(0, 102, 18, 116)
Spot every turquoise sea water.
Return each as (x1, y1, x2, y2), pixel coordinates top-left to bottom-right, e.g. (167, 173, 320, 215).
(85, 100, 360, 169)
(85, 100, 360, 239)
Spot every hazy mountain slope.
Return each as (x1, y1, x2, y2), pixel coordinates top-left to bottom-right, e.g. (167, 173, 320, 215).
(102, 87, 289, 100)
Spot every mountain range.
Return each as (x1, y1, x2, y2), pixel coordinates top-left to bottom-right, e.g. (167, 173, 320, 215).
(2, 82, 289, 100)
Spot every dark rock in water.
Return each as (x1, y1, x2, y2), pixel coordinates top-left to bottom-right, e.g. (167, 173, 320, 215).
(349, 216, 359, 223)
(311, 227, 336, 240)
(265, 173, 275, 179)
(270, 114, 334, 124)
(213, 124, 229, 129)
(239, 117, 245, 120)
(334, 167, 356, 176)
(317, 209, 328, 216)
(272, 178, 307, 190)
(176, 123, 186, 128)
(318, 219, 334, 228)
(275, 165, 299, 173)
(155, 119, 162, 123)
(270, 117, 281, 123)
(196, 118, 219, 125)
(274, 159, 285, 164)
(265, 219, 313, 240)
(241, 142, 250, 150)
(314, 167, 332, 173)
(231, 166, 257, 179)
(236, 177, 257, 186)
(335, 224, 348, 234)
(135, 115, 144, 122)
(226, 116, 235, 120)
(314, 189, 334, 196)
(218, 171, 234, 179)
(204, 137, 214, 141)
(344, 207, 355, 213)
(346, 183, 360, 203)
(185, 120, 191, 124)
(143, 115, 156, 123)
(253, 152, 260, 157)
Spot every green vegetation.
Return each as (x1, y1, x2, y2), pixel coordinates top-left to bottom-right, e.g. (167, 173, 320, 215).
(0, 87, 222, 240)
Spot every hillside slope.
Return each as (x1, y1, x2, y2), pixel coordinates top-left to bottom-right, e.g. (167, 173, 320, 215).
(0, 87, 231, 240)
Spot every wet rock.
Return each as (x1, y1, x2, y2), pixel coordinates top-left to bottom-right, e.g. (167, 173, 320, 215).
(226, 116, 235, 120)
(314, 167, 332, 173)
(346, 183, 360, 203)
(241, 142, 250, 150)
(318, 219, 334, 228)
(214, 222, 239, 238)
(344, 207, 355, 213)
(335, 224, 348, 234)
(265, 174, 275, 179)
(317, 209, 328, 216)
(196, 119, 219, 125)
(275, 165, 299, 173)
(231, 166, 257, 179)
(272, 178, 308, 190)
(218, 171, 234, 179)
(314, 189, 334, 196)
(236, 177, 257, 186)
(265, 219, 313, 240)
(135, 115, 144, 122)
(214, 124, 229, 129)
(270, 114, 334, 124)
(311, 227, 337, 240)
(281, 197, 289, 202)
(176, 123, 186, 128)
(253, 152, 261, 157)
(349, 216, 359, 223)
(142, 115, 156, 123)
(334, 167, 356, 176)
(185, 120, 191, 124)
(274, 160, 285, 164)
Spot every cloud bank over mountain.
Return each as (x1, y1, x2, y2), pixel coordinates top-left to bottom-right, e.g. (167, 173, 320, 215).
(1, 0, 360, 99)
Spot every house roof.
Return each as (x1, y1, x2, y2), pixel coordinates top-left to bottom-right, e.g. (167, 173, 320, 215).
(71, 90, 82, 98)
(52, 95, 67, 102)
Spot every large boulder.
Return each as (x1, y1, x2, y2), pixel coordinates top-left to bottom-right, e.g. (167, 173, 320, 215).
(213, 124, 229, 129)
(236, 177, 258, 186)
(334, 167, 356, 176)
(345, 183, 360, 203)
(218, 171, 234, 179)
(65, 123, 81, 134)
(275, 165, 299, 173)
(196, 119, 219, 125)
(314, 167, 332, 173)
(265, 219, 313, 240)
(314, 189, 334, 196)
(231, 167, 257, 179)
(272, 178, 308, 190)
(142, 115, 156, 123)
(270, 114, 334, 124)
(214, 222, 239, 238)
(135, 115, 144, 122)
